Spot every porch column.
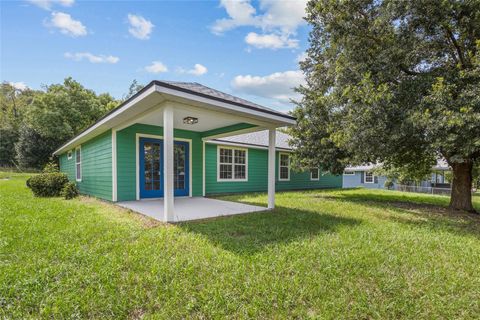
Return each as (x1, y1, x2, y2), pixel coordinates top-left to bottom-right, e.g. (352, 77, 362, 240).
(163, 105, 175, 222)
(268, 128, 276, 209)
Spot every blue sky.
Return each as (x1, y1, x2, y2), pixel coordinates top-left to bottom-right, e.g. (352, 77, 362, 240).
(1, 0, 309, 111)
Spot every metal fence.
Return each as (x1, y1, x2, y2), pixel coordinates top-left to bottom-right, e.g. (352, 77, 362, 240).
(393, 184, 452, 195)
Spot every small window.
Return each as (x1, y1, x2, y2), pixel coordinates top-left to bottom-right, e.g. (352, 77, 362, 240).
(343, 171, 355, 175)
(67, 150, 72, 160)
(75, 146, 82, 181)
(310, 168, 319, 180)
(217, 147, 247, 181)
(365, 171, 374, 183)
(279, 153, 290, 181)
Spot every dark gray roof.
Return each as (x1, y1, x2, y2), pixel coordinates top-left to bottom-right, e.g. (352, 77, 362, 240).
(156, 80, 295, 120)
(213, 130, 292, 150)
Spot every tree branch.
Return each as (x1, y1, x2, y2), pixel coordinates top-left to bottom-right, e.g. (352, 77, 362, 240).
(444, 25, 467, 69)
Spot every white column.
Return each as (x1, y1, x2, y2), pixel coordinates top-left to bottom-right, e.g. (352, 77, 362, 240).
(163, 105, 175, 222)
(268, 128, 276, 209)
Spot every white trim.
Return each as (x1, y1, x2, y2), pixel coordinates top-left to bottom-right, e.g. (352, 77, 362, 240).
(205, 140, 292, 152)
(67, 150, 72, 160)
(364, 171, 375, 183)
(135, 133, 193, 200)
(112, 129, 117, 201)
(310, 168, 320, 181)
(202, 140, 206, 196)
(201, 126, 267, 140)
(267, 128, 276, 209)
(278, 152, 290, 181)
(75, 146, 82, 182)
(53, 83, 295, 155)
(155, 84, 296, 125)
(216, 145, 248, 182)
(343, 171, 355, 175)
(53, 85, 157, 155)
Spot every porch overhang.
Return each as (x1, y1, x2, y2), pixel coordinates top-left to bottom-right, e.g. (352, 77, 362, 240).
(53, 80, 295, 156)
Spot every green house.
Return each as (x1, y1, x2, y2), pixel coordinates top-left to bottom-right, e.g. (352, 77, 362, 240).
(54, 81, 341, 222)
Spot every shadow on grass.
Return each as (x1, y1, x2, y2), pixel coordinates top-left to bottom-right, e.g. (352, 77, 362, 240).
(179, 206, 361, 255)
(317, 193, 480, 239)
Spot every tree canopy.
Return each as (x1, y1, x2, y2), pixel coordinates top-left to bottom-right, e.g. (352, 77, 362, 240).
(1, 78, 118, 169)
(290, 0, 480, 212)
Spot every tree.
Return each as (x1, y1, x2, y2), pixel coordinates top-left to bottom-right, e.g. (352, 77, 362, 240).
(290, 0, 480, 212)
(122, 79, 144, 101)
(13, 78, 118, 169)
(0, 82, 37, 166)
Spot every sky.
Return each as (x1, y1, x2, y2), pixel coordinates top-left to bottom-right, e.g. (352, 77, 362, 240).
(1, 0, 310, 112)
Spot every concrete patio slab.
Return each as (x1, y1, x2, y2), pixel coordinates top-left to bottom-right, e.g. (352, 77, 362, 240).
(117, 197, 268, 222)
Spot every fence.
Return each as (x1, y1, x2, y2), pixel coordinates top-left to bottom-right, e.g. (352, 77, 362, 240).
(393, 184, 452, 195)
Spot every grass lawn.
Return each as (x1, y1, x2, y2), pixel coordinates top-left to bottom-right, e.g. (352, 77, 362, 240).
(1, 172, 480, 319)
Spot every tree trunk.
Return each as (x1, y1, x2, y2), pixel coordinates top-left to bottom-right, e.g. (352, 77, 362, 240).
(449, 161, 476, 213)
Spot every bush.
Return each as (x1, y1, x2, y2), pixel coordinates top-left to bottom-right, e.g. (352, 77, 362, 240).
(42, 161, 59, 173)
(384, 179, 394, 190)
(61, 182, 79, 200)
(26, 172, 69, 197)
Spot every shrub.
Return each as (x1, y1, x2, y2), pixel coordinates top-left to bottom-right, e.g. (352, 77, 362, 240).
(61, 182, 79, 200)
(42, 161, 59, 173)
(26, 172, 69, 197)
(384, 179, 394, 190)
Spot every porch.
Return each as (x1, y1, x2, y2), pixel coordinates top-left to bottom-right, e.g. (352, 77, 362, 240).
(117, 197, 267, 222)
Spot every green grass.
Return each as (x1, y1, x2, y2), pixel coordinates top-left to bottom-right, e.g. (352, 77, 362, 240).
(1, 173, 479, 319)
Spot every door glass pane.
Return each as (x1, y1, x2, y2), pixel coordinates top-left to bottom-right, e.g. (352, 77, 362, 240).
(144, 142, 161, 191)
(174, 144, 185, 190)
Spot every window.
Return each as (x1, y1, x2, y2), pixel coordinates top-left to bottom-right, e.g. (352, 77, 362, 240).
(365, 171, 374, 183)
(310, 168, 319, 180)
(279, 153, 290, 181)
(75, 146, 82, 181)
(218, 147, 247, 181)
(67, 150, 72, 160)
(343, 171, 355, 175)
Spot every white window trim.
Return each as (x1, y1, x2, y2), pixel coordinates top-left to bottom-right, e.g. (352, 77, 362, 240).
(310, 168, 320, 181)
(278, 152, 290, 181)
(364, 171, 374, 183)
(217, 146, 248, 182)
(343, 171, 355, 175)
(67, 150, 73, 160)
(75, 146, 82, 182)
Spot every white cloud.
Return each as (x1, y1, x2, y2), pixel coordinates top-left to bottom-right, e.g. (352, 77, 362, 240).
(245, 32, 298, 49)
(232, 70, 305, 102)
(28, 0, 74, 10)
(64, 52, 119, 64)
(178, 63, 208, 76)
(212, 0, 307, 49)
(145, 61, 168, 73)
(48, 11, 87, 37)
(9, 82, 28, 91)
(127, 14, 154, 40)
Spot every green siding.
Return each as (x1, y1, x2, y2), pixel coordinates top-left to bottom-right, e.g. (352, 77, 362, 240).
(116, 123, 203, 201)
(59, 130, 112, 201)
(205, 143, 342, 195)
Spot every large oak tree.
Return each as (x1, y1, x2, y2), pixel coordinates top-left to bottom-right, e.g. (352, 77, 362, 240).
(290, 0, 480, 212)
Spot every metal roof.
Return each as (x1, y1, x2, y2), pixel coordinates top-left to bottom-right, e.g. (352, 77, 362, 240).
(213, 130, 292, 150)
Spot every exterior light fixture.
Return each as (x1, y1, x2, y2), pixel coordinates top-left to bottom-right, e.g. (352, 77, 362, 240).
(183, 116, 198, 125)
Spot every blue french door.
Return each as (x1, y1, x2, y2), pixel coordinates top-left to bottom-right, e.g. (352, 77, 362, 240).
(139, 138, 189, 198)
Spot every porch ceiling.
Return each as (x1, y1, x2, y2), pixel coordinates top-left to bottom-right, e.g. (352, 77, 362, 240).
(135, 102, 259, 133)
(53, 80, 295, 155)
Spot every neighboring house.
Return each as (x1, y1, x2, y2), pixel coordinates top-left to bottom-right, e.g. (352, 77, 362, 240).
(342, 160, 451, 190)
(54, 81, 341, 221)
(342, 164, 387, 189)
